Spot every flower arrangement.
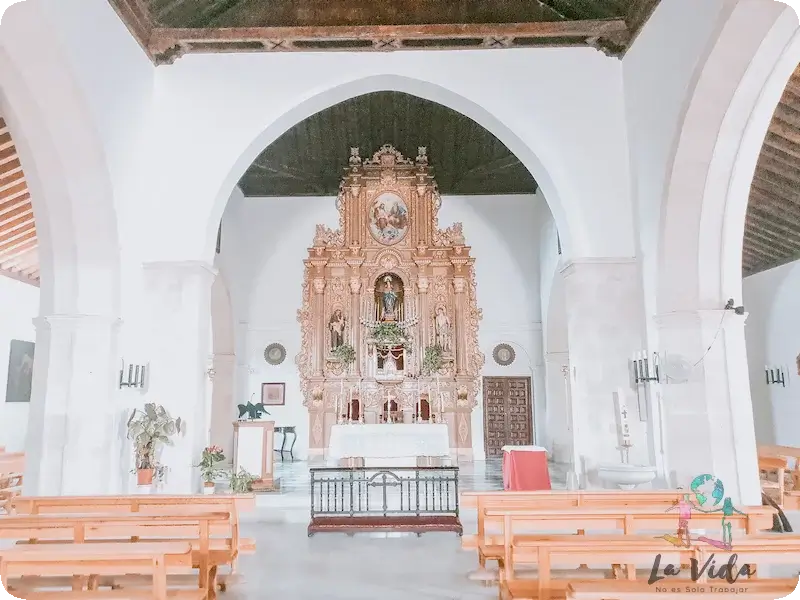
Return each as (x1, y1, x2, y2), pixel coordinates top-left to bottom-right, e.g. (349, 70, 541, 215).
(197, 445, 226, 486)
(422, 344, 444, 375)
(331, 343, 356, 365)
(370, 322, 412, 351)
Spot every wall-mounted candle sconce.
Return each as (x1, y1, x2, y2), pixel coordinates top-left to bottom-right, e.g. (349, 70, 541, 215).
(631, 351, 661, 385)
(119, 360, 147, 390)
(629, 351, 661, 423)
(765, 366, 786, 387)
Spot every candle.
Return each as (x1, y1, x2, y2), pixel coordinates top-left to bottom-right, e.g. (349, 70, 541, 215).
(348, 388, 353, 422)
(440, 390, 444, 416)
(417, 382, 421, 423)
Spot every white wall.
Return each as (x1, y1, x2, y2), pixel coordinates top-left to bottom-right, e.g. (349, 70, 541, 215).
(214, 193, 547, 460)
(0, 277, 39, 451)
(743, 261, 800, 447)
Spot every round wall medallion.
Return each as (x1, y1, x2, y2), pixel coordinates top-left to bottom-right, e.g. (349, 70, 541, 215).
(493, 344, 516, 366)
(264, 343, 286, 366)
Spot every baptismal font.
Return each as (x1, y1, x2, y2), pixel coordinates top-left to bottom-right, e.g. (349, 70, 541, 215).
(296, 145, 485, 460)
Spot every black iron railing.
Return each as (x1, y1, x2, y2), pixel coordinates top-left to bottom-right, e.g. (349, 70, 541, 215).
(309, 466, 460, 521)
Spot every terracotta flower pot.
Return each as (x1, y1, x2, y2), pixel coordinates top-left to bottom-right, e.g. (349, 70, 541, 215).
(137, 468, 154, 486)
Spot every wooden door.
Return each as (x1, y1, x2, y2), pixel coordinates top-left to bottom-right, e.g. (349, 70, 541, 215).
(483, 377, 533, 458)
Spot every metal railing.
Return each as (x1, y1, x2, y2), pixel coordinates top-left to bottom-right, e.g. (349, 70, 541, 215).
(310, 466, 460, 519)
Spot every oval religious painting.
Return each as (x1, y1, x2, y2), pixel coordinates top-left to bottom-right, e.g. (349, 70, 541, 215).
(368, 192, 409, 245)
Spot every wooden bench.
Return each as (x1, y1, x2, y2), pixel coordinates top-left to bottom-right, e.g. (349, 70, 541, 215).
(0, 512, 231, 596)
(0, 451, 24, 512)
(1, 541, 204, 600)
(478, 505, 775, 573)
(758, 455, 788, 505)
(501, 537, 800, 600)
(759, 445, 800, 493)
(7, 494, 256, 584)
(462, 490, 699, 551)
(566, 578, 799, 599)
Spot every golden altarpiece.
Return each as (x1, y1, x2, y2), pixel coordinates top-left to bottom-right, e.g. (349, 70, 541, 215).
(296, 145, 484, 458)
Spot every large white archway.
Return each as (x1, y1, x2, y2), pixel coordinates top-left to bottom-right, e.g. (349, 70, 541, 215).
(655, 0, 800, 503)
(202, 74, 581, 265)
(0, 1, 123, 494)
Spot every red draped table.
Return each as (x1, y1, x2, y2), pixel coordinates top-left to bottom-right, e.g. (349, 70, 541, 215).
(502, 445, 551, 491)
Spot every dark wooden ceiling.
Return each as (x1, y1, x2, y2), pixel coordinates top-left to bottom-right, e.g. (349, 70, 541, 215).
(239, 91, 536, 197)
(745, 65, 800, 276)
(108, 0, 660, 63)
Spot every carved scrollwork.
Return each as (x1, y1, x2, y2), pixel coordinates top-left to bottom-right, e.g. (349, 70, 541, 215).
(433, 222, 465, 247)
(314, 224, 344, 247)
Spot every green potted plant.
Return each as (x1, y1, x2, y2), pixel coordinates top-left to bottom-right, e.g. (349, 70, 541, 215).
(331, 343, 356, 365)
(126, 403, 183, 486)
(196, 445, 226, 494)
(422, 344, 444, 375)
(228, 468, 258, 494)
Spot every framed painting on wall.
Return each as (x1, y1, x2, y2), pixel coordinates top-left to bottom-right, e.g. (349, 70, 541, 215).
(5, 339, 35, 403)
(261, 382, 285, 406)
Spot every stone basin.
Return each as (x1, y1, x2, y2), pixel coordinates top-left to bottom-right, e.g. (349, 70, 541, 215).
(597, 463, 657, 490)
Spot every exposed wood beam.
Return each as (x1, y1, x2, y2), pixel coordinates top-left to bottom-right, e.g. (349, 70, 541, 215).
(0, 204, 32, 228)
(149, 19, 629, 59)
(0, 239, 37, 264)
(0, 192, 30, 218)
(0, 229, 36, 255)
(749, 187, 800, 224)
(743, 223, 798, 256)
(0, 267, 39, 287)
(0, 222, 34, 247)
(747, 208, 800, 245)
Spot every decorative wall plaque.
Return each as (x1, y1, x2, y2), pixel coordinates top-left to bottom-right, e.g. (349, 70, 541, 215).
(493, 344, 515, 366)
(264, 343, 286, 365)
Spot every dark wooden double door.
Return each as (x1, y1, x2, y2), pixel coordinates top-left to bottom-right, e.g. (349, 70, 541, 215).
(483, 377, 533, 458)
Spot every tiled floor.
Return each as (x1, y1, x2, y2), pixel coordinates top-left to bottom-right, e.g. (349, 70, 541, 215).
(228, 459, 566, 599)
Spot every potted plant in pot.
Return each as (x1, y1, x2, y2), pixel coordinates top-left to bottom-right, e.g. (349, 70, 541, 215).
(126, 403, 183, 486)
(197, 445, 226, 494)
(228, 468, 258, 494)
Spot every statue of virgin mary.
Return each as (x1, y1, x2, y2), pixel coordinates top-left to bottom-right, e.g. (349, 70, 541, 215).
(381, 275, 398, 320)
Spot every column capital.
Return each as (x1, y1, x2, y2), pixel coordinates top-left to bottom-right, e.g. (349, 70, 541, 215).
(313, 278, 326, 294)
(212, 352, 237, 364)
(453, 277, 467, 294)
(34, 314, 122, 331)
(142, 260, 217, 281)
(545, 351, 569, 364)
(560, 257, 637, 278)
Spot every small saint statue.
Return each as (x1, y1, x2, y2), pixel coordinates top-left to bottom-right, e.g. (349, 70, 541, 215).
(329, 309, 345, 350)
(381, 275, 398, 320)
(434, 305, 452, 352)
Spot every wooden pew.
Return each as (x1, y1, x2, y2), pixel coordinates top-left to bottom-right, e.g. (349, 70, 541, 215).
(478, 505, 775, 573)
(1, 542, 204, 600)
(0, 451, 24, 512)
(502, 537, 800, 600)
(462, 490, 695, 551)
(0, 512, 230, 596)
(7, 494, 257, 586)
(759, 444, 800, 491)
(758, 455, 788, 505)
(566, 579, 799, 599)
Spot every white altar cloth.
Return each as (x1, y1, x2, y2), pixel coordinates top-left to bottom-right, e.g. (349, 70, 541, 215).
(328, 424, 450, 466)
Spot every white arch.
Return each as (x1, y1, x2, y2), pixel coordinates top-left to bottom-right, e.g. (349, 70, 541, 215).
(658, 1, 800, 313)
(203, 74, 582, 263)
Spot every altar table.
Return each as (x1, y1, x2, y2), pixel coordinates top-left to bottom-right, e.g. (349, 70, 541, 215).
(502, 445, 551, 491)
(328, 424, 450, 467)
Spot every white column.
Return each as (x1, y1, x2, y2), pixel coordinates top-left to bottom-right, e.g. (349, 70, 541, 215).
(142, 261, 216, 493)
(656, 310, 760, 504)
(544, 351, 570, 462)
(561, 259, 648, 482)
(25, 315, 121, 495)
(209, 352, 236, 454)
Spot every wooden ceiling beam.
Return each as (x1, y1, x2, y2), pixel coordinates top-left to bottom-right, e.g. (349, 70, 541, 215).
(0, 192, 31, 218)
(752, 175, 800, 208)
(741, 238, 780, 262)
(0, 267, 39, 287)
(0, 204, 32, 228)
(756, 154, 800, 183)
(747, 208, 800, 245)
(749, 184, 800, 220)
(0, 221, 34, 247)
(0, 239, 37, 265)
(0, 229, 36, 255)
(12, 248, 39, 271)
(743, 223, 798, 256)
(149, 18, 629, 60)
(107, 0, 154, 57)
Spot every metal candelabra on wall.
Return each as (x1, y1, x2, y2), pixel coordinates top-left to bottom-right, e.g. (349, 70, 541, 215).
(629, 351, 661, 422)
(765, 365, 786, 387)
(119, 360, 147, 390)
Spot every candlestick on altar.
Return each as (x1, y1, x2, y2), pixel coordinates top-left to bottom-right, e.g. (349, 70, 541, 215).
(335, 393, 341, 424)
(439, 391, 444, 416)
(416, 382, 421, 423)
(347, 388, 352, 422)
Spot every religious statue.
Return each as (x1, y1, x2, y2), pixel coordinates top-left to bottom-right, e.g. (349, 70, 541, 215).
(329, 309, 346, 350)
(434, 305, 452, 352)
(381, 275, 398, 320)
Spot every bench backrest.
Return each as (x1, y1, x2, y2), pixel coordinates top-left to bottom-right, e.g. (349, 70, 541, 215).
(8, 494, 255, 516)
(566, 579, 799, 599)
